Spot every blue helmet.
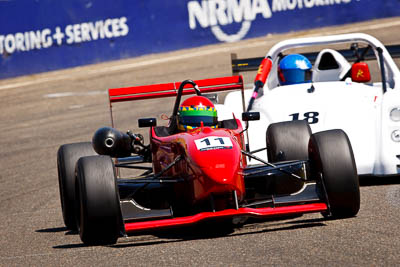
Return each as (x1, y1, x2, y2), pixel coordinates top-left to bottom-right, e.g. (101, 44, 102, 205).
(278, 54, 312, 85)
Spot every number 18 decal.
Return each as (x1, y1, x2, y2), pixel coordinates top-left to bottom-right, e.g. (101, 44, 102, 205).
(195, 136, 233, 151)
(289, 112, 319, 124)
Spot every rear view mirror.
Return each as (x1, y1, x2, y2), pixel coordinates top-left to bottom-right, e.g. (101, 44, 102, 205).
(242, 112, 260, 121)
(351, 62, 371, 83)
(138, 118, 157, 128)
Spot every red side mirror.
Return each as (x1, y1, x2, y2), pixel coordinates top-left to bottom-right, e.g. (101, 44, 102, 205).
(351, 62, 371, 82)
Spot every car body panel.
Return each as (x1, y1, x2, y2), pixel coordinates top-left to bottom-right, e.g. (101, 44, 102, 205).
(224, 33, 400, 176)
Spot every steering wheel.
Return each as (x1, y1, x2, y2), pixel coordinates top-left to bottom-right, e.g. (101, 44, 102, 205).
(353, 43, 371, 63)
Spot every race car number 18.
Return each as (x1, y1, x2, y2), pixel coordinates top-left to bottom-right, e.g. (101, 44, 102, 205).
(289, 112, 319, 124)
(194, 136, 233, 151)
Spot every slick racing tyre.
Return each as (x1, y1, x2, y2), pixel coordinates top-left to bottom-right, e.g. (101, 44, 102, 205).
(57, 142, 96, 230)
(308, 130, 360, 218)
(75, 155, 122, 245)
(266, 121, 312, 194)
(266, 120, 312, 162)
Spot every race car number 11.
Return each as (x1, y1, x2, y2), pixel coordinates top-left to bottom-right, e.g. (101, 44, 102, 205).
(194, 136, 233, 151)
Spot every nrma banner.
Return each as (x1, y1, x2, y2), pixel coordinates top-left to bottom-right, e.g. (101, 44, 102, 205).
(1, 0, 399, 79)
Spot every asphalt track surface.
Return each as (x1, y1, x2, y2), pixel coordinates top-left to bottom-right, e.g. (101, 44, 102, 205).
(1, 17, 400, 266)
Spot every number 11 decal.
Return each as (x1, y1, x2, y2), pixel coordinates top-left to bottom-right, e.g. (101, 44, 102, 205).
(195, 136, 233, 151)
(289, 112, 319, 124)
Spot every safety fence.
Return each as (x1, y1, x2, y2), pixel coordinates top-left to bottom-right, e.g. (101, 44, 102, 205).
(0, 0, 399, 79)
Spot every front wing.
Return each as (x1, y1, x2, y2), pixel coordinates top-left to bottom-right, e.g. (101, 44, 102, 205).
(124, 202, 327, 234)
(119, 178, 328, 235)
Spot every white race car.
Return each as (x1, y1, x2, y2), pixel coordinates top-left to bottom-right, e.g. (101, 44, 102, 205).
(220, 33, 400, 177)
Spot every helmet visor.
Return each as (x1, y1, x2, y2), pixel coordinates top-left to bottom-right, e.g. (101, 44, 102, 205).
(179, 115, 218, 127)
(179, 107, 217, 127)
(280, 69, 312, 85)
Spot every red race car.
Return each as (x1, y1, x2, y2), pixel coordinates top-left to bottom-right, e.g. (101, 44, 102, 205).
(57, 76, 360, 245)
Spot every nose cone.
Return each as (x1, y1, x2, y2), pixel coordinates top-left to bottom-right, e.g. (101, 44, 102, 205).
(197, 147, 240, 185)
(198, 160, 243, 197)
(188, 130, 245, 199)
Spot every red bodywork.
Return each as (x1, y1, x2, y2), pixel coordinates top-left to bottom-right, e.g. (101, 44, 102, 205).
(151, 123, 246, 205)
(108, 76, 328, 234)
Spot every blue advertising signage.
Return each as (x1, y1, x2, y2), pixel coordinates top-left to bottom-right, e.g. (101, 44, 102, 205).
(0, 0, 399, 79)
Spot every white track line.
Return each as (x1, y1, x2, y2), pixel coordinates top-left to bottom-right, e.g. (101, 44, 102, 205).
(43, 90, 107, 98)
(1, 19, 399, 91)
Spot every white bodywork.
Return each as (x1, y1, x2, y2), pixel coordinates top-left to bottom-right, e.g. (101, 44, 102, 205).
(221, 33, 400, 176)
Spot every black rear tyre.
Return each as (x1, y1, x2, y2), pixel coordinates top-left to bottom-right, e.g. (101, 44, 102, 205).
(57, 142, 96, 230)
(75, 155, 122, 245)
(308, 130, 360, 218)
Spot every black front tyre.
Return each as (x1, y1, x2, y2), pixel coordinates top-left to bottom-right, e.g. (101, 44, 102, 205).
(75, 155, 123, 245)
(308, 130, 360, 218)
(266, 120, 312, 194)
(57, 142, 96, 230)
(266, 120, 312, 162)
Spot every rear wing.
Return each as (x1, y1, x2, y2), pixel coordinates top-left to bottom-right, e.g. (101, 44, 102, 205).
(108, 75, 244, 127)
(232, 44, 400, 73)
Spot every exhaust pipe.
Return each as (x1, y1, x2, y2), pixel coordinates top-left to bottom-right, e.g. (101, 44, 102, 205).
(92, 127, 132, 157)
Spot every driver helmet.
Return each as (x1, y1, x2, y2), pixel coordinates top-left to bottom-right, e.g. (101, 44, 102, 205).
(177, 96, 218, 131)
(278, 54, 312, 85)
